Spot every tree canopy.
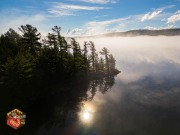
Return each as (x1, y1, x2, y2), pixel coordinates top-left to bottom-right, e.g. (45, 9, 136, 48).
(0, 24, 119, 110)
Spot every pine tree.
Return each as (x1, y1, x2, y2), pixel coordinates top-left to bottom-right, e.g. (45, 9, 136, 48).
(108, 54, 116, 72)
(52, 26, 63, 57)
(82, 41, 89, 71)
(89, 41, 96, 71)
(99, 57, 105, 72)
(100, 47, 110, 73)
(5, 28, 21, 45)
(47, 33, 58, 49)
(0, 30, 21, 64)
(71, 38, 82, 71)
(18, 24, 41, 55)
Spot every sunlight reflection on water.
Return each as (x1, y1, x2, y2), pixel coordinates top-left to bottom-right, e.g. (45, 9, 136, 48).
(75, 36, 180, 135)
(79, 102, 96, 124)
(35, 36, 180, 135)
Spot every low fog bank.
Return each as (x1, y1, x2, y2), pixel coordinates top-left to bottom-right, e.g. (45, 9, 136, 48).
(83, 36, 180, 135)
(75, 36, 180, 64)
(76, 36, 180, 83)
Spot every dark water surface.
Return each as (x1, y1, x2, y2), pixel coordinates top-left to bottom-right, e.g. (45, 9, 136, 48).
(1, 36, 180, 135)
(36, 61, 180, 135)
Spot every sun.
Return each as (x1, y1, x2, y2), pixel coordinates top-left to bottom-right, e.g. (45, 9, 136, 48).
(80, 102, 96, 123)
(80, 109, 93, 123)
(83, 112, 90, 120)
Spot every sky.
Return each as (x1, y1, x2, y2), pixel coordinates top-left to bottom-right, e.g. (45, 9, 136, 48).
(0, 0, 180, 36)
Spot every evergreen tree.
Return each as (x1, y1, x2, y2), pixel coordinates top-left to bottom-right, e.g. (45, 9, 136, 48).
(82, 41, 89, 71)
(0, 30, 20, 64)
(0, 52, 34, 89)
(71, 38, 82, 71)
(52, 26, 63, 57)
(94, 52, 99, 72)
(0, 24, 120, 115)
(108, 54, 116, 72)
(100, 47, 110, 73)
(44, 33, 58, 49)
(5, 28, 21, 45)
(99, 57, 105, 72)
(89, 41, 96, 71)
(18, 24, 41, 55)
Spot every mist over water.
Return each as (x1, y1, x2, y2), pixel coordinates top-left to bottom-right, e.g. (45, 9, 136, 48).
(76, 36, 180, 82)
(74, 36, 180, 135)
(11, 36, 179, 135)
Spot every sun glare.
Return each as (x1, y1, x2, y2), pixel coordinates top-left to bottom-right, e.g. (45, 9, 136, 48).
(80, 102, 96, 123)
(81, 109, 92, 123)
(83, 111, 90, 120)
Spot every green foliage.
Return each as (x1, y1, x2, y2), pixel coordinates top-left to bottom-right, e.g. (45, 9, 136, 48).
(36, 48, 60, 80)
(109, 54, 116, 72)
(100, 47, 110, 73)
(71, 38, 86, 72)
(99, 57, 105, 71)
(0, 52, 34, 89)
(19, 24, 41, 55)
(0, 24, 119, 110)
(0, 32, 20, 64)
(89, 41, 96, 71)
(0, 52, 36, 109)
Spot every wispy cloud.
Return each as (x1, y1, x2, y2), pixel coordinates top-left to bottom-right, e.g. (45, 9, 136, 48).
(48, 2, 108, 16)
(141, 5, 175, 22)
(66, 17, 131, 36)
(94, 14, 108, 18)
(86, 17, 129, 27)
(67, 28, 83, 35)
(0, 13, 48, 35)
(141, 10, 163, 22)
(75, 0, 117, 4)
(1, 1, 178, 37)
(0, 7, 52, 36)
(67, 7, 178, 36)
(85, 17, 130, 34)
(167, 10, 180, 24)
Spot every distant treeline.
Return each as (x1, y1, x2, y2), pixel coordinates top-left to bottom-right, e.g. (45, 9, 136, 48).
(99, 28, 180, 37)
(0, 24, 119, 109)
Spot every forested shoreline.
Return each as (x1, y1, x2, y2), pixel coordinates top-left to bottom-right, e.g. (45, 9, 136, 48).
(0, 24, 120, 110)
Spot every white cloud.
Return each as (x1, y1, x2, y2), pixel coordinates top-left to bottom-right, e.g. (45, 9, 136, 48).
(64, 4, 178, 36)
(48, 3, 108, 16)
(87, 17, 129, 27)
(141, 10, 162, 22)
(141, 5, 175, 22)
(75, 0, 117, 4)
(66, 14, 143, 36)
(48, 10, 75, 16)
(64, 17, 130, 36)
(167, 10, 180, 24)
(83, 17, 129, 35)
(1, 14, 45, 30)
(0, 9, 48, 36)
(94, 14, 108, 18)
(66, 28, 83, 35)
(160, 5, 175, 10)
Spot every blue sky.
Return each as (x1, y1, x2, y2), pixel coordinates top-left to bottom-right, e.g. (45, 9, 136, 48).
(0, 0, 180, 36)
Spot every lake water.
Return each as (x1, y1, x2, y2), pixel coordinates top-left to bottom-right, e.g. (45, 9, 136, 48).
(38, 36, 180, 135)
(74, 36, 180, 135)
(2, 36, 180, 135)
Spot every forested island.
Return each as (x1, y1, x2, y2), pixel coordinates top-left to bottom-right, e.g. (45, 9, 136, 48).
(0, 24, 120, 112)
